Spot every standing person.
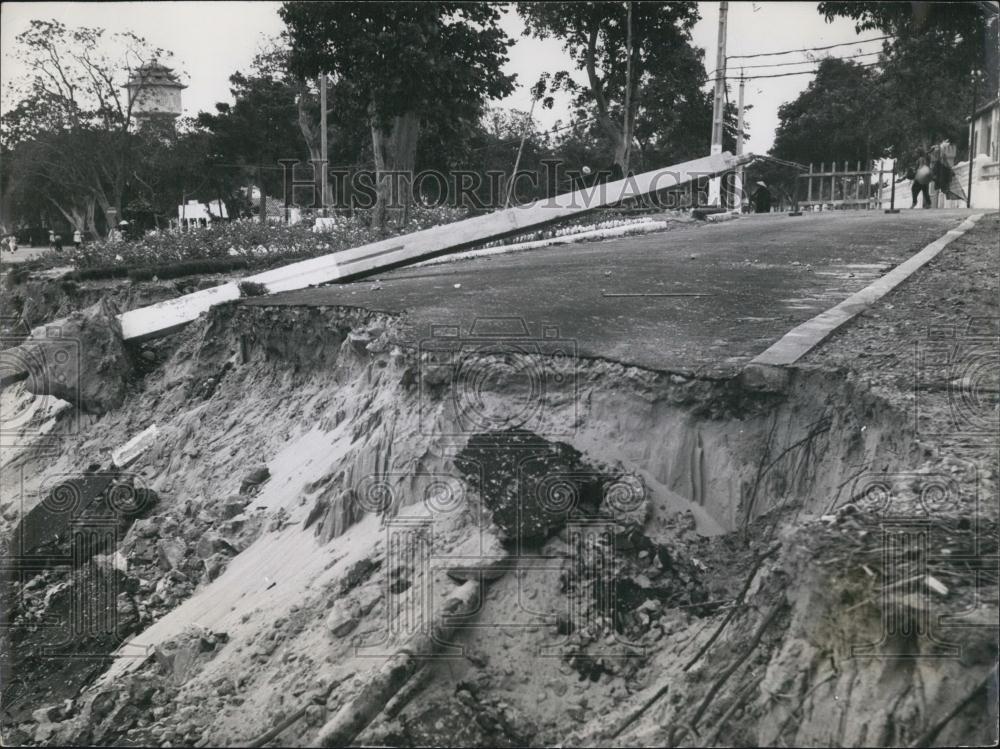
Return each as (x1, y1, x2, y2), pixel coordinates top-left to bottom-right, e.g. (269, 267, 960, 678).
(53, 233, 63, 253)
(9, 235, 18, 253)
(48, 229, 55, 249)
(907, 148, 933, 209)
(73, 229, 82, 250)
(752, 181, 772, 213)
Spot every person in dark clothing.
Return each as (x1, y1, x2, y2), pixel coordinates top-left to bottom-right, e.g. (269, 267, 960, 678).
(53, 234, 63, 252)
(752, 181, 772, 213)
(905, 149, 933, 209)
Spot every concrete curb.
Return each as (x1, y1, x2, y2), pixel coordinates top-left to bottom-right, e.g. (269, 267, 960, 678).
(747, 213, 984, 370)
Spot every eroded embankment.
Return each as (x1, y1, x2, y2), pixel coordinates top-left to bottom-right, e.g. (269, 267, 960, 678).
(2, 303, 995, 747)
(0, 273, 204, 342)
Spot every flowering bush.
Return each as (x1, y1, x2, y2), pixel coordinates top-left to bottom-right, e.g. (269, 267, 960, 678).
(71, 206, 470, 270)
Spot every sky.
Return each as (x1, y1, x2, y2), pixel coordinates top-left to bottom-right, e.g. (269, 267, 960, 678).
(1, 1, 880, 154)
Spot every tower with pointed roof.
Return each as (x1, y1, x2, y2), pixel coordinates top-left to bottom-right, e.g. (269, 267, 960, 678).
(124, 62, 186, 127)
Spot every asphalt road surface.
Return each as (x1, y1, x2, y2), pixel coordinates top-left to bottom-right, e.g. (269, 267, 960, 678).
(249, 209, 980, 377)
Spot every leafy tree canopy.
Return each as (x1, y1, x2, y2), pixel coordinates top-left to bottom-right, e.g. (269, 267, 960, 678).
(517, 1, 708, 175)
(817, 1, 999, 155)
(771, 58, 880, 165)
(279, 1, 516, 129)
(819, 0, 997, 81)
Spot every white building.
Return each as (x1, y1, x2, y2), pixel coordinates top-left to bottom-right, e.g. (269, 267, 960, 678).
(247, 187, 303, 225)
(877, 98, 1000, 212)
(177, 199, 228, 229)
(919, 97, 1000, 211)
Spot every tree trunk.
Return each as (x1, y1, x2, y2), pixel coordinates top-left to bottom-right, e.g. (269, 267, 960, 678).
(257, 164, 267, 224)
(371, 112, 419, 231)
(46, 197, 86, 233)
(94, 191, 112, 237)
(583, 21, 640, 181)
(85, 198, 99, 237)
(297, 90, 332, 208)
(112, 142, 128, 221)
(621, 1, 634, 177)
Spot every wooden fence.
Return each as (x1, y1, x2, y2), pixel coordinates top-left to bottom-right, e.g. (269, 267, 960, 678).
(792, 161, 882, 211)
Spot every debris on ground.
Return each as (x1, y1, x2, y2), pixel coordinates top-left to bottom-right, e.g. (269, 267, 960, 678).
(1, 217, 996, 747)
(19, 298, 134, 413)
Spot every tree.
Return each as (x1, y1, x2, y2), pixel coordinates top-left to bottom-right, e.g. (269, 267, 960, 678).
(195, 58, 306, 221)
(128, 124, 222, 229)
(818, 1, 996, 81)
(517, 1, 706, 177)
(280, 1, 516, 228)
(5, 129, 109, 235)
(818, 1, 999, 157)
(771, 58, 882, 166)
(1, 19, 174, 234)
(243, 44, 348, 208)
(635, 83, 742, 171)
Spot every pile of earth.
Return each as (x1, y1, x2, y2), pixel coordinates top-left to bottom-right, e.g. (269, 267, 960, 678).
(0, 463, 272, 736)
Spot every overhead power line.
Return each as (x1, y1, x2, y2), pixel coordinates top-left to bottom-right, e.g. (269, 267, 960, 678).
(727, 35, 892, 60)
(725, 60, 883, 81)
(709, 49, 882, 77)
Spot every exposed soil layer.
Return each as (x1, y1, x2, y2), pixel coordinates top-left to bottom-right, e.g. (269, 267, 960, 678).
(1, 216, 997, 747)
(1, 274, 199, 343)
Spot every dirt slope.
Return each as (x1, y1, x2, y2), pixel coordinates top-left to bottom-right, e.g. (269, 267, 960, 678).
(1, 217, 997, 747)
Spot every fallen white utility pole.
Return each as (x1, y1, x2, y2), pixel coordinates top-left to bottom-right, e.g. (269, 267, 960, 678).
(118, 151, 739, 341)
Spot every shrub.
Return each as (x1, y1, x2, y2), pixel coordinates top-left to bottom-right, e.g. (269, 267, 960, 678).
(126, 257, 251, 283)
(70, 207, 470, 271)
(237, 280, 269, 297)
(4, 267, 32, 289)
(64, 265, 130, 281)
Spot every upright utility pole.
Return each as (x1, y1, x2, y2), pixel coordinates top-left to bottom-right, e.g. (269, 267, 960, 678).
(967, 70, 978, 208)
(735, 70, 745, 210)
(320, 73, 329, 213)
(710, 1, 728, 154)
(622, 0, 634, 176)
(708, 1, 728, 206)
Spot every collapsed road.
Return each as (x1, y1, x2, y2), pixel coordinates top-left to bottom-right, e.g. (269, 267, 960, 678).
(1, 209, 997, 748)
(248, 208, 982, 377)
(0, 151, 740, 393)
